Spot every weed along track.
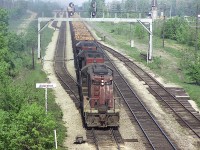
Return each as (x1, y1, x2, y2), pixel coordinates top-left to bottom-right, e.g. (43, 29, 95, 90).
(99, 43, 200, 139)
(95, 43, 178, 149)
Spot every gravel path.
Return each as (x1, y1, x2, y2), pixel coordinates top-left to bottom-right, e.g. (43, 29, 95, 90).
(43, 21, 93, 149)
(17, 10, 37, 35)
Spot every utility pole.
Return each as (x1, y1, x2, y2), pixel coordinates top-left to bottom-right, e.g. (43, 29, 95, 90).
(162, 3, 166, 48)
(32, 47, 35, 69)
(195, 4, 199, 51)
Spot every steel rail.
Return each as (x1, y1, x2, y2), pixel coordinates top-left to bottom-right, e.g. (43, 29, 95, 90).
(54, 21, 80, 105)
(99, 43, 177, 149)
(110, 128, 121, 150)
(101, 44, 200, 138)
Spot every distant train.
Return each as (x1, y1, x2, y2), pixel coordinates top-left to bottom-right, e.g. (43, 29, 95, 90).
(70, 21, 120, 128)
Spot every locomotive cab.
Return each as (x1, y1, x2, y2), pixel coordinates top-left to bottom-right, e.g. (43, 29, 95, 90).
(81, 64, 120, 127)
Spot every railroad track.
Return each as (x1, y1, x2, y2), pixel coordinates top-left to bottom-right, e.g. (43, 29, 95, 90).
(96, 43, 178, 149)
(53, 17, 125, 150)
(99, 43, 200, 138)
(55, 16, 181, 148)
(54, 20, 80, 109)
(86, 128, 123, 150)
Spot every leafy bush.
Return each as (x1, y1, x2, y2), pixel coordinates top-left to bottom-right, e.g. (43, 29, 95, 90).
(163, 17, 187, 40)
(134, 24, 145, 39)
(186, 54, 200, 85)
(163, 17, 200, 48)
(180, 50, 200, 84)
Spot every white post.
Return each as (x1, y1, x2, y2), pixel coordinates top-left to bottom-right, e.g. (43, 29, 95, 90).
(36, 83, 56, 113)
(54, 130, 58, 149)
(149, 22, 153, 60)
(45, 87, 48, 114)
(38, 21, 41, 59)
(130, 40, 134, 47)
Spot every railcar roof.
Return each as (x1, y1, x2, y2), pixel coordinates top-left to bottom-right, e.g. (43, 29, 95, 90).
(76, 40, 96, 47)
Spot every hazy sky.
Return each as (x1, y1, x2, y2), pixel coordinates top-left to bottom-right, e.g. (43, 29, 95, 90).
(49, 0, 114, 6)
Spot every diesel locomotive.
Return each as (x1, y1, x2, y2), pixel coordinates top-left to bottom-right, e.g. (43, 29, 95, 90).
(70, 20, 120, 128)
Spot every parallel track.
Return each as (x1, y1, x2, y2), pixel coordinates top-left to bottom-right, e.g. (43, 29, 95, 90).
(54, 21, 80, 108)
(99, 43, 200, 138)
(97, 43, 178, 149)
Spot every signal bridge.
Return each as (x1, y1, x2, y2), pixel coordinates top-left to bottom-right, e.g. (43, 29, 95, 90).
(38, 16, 153, 62)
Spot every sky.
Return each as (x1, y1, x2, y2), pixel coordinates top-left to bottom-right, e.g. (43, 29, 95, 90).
(48, 0, 114, 6)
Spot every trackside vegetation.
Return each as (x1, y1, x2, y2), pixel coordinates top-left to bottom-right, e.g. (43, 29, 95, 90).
(90, 15, 200, 107)
(0, 1, 66, 149)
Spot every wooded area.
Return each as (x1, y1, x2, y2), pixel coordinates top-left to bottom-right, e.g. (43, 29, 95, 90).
(0, 0, 200, 148)
(0, 1, 65, 149)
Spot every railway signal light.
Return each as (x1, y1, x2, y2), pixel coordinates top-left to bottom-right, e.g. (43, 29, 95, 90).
(91, 0, 97, 17)
(68, 2, 75, 16)
(69, 2, 74, 8)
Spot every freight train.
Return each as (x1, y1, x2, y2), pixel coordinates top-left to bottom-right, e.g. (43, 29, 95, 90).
(70, 19, 120, 128)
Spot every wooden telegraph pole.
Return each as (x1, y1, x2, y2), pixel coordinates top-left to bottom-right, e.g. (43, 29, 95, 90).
(162, 3, 166, 48)
(195, 4, 199, 51)
(32, 47, 35, 69)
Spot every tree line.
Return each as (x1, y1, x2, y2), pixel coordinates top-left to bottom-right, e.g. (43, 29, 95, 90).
(0, 1, 64, 149)
(81, 0, 200, 17)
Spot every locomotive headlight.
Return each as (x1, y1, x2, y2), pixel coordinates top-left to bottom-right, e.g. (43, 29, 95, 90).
(101, 80, 104, 86)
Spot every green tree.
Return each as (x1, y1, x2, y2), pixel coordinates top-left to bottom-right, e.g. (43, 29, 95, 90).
(0, 110, 10, 149)
(0, 8, 13, 81)
(8, 33, 24, 52)
(186, 54, 200, 85)
(175, 22, 189, 44)
(0, 84, 26, 112)
(163, 17, 191, 44)
(9, 103, 56, 149)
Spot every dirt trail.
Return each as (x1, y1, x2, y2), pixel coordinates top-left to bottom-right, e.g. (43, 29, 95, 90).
(17, 10, 37, 35)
